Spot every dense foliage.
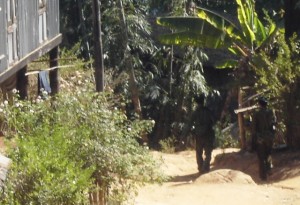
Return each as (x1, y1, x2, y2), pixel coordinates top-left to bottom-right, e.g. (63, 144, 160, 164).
(58, 0, 298, 149)
(59, 0, 216, 147)
(253, 33, 300, 140)
(0, 88, 165, 204)
(1, 0, 300, 204)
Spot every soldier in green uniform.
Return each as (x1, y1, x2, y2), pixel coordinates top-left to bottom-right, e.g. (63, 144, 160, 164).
(183, 94, 215, 174)
(251, 97, 276, 180)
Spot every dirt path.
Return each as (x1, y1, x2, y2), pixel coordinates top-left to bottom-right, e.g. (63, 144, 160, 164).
(134, 148, 300, 205)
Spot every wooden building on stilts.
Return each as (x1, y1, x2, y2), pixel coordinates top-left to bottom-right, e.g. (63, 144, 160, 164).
(0, 0, 62, 99)
(0, 0, 62, 190)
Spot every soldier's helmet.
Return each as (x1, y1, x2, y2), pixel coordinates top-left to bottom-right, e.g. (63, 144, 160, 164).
(258, 96, 268, 107)
(194, 94, 205, 105)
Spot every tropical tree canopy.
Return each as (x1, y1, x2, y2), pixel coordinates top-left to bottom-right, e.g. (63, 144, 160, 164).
(157, 0, 277, 69)
(156, 0, 282, 150)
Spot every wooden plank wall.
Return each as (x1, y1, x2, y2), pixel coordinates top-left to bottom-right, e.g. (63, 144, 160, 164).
(0, 1, 7, 73)
(0, 0, 61, 84)
(47, 0, 60, 39)
(0, 0, 60, 69)
(18, 0, 39, 58)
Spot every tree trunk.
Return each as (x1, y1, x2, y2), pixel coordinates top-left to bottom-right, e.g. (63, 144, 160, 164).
(117, 0, 142, 117)
(89, 179, 107, 205)
(169, 45, 173, 95)
(92, 0, 105, 92)
(152, 103, 172, 148)
(237, 87, 246, 150)
(78, 0, 92, 65)
(285, 82, 300, 149)
(128, 58, 142, 118)
(284, 0, 300, 149)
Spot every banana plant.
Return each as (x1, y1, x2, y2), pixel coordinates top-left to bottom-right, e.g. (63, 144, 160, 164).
(156, 0, 278, 149)
(157, 0, 276, 68)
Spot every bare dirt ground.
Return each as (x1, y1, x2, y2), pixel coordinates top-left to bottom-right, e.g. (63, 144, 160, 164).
(2, 136, 300, 205)
(134, 148, 300, 205)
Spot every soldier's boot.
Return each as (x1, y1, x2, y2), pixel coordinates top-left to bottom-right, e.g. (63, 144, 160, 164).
(259, 160, 267, 180)
(198, 163, 203, 173)
(202, 161, 210, 173)
(197, 153, 204, 173)
(202, 151, 211, 173)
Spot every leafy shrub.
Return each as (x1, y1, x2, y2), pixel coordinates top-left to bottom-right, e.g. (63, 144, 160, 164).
(214, 122, 239, 149)
(1, 90, 165, 204)
(159, 136, 177, 153)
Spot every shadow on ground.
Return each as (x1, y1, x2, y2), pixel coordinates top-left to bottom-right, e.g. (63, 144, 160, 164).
(168, 148, 300, 185)
(211, 148, 300, 184)
(168, 172, 201, 184)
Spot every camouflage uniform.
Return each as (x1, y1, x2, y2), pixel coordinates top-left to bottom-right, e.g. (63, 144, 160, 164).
(190, 104, 215, 173)
(252, 101, 276, 180)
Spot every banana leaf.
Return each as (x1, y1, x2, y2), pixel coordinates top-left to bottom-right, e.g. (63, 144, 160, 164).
(158, 31, 232, 49)
(157, 17, 215, 33)
(256, 23, 278, 51)
(157, 17, 233, 49)
(236, 0, 256, 44)
(196, 6, 243, 42)
(215, 59, 239, 69)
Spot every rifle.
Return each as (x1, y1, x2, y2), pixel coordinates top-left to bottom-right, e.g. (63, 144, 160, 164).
(234, 105, 258, 114)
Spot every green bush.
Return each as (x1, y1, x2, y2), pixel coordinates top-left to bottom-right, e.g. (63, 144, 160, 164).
(1, 90, 165, 204)
(214, 122, 239, 149)
(159, 136, 177, 153)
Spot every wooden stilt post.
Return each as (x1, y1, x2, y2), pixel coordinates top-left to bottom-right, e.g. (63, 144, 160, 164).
(49, 46, 59, 95)
(16, 66, 28, 100)
(238, 87, 246, 150)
